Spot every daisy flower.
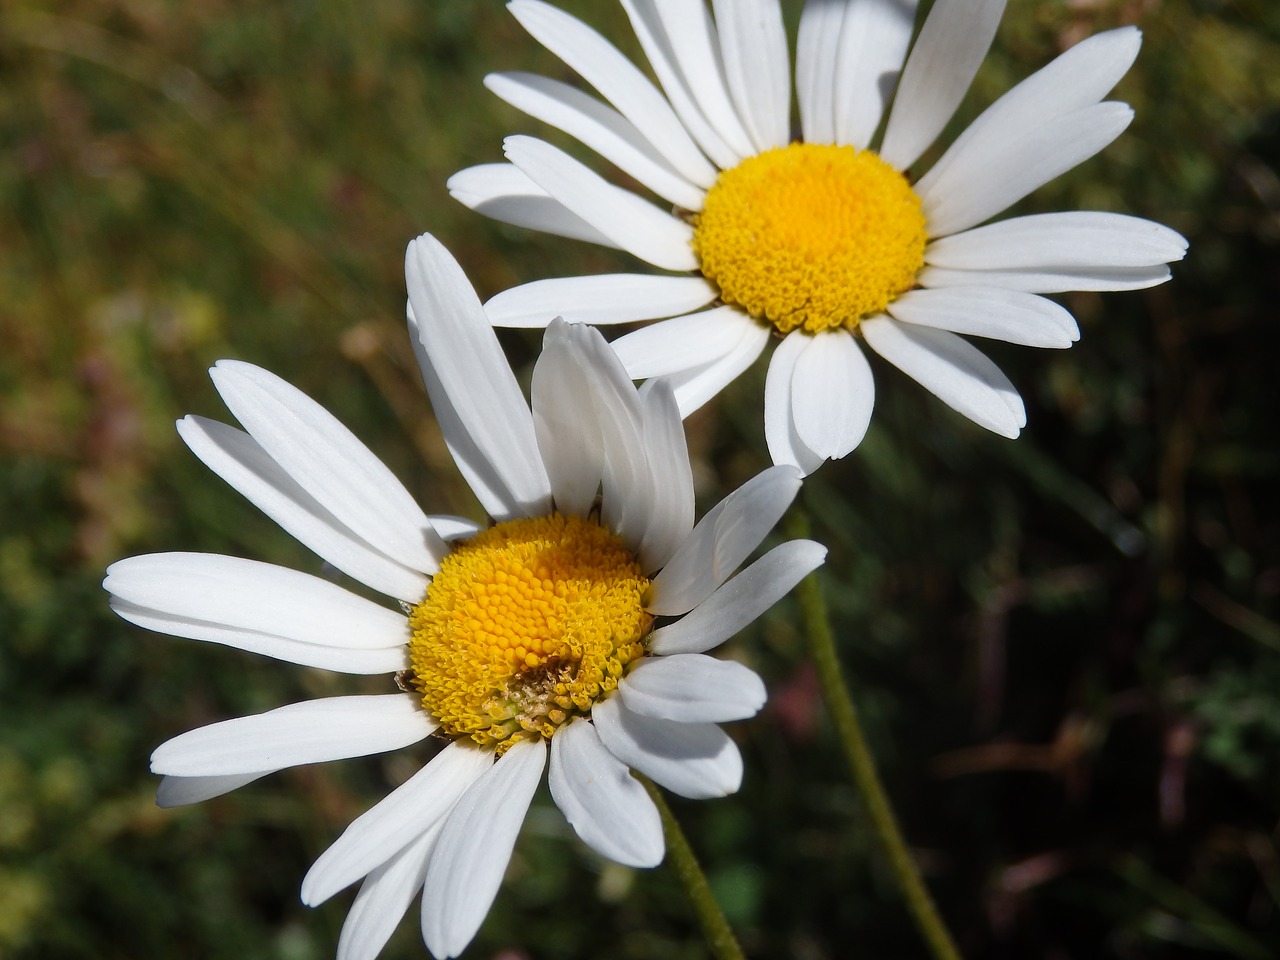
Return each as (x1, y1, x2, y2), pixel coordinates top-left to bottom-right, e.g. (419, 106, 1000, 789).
(450, 0, 1188, 474)
(103, 234, 824, 960)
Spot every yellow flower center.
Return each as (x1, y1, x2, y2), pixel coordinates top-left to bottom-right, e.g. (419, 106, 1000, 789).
(691, 143, 928, 335)
(407, 514, 651, 753)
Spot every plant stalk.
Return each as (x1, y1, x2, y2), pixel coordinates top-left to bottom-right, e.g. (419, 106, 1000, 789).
(789, 512, 962, 960)
(642, 777, 747, 960)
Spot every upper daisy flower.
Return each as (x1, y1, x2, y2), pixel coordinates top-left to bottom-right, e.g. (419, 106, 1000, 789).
(450, 0, 1188, 474)
(103, 234, 824, 960)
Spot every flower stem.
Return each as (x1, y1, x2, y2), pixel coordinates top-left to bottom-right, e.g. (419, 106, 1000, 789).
(788, 512, 963, 960)
(642, 777, 747, 960)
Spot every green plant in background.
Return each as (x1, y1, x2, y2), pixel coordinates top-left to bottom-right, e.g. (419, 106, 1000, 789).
(2, 0, 1279, 958)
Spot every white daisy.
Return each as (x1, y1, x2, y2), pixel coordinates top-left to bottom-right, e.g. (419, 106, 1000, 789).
(103, 233, 824, 960)
(450, 0, 1188, 474)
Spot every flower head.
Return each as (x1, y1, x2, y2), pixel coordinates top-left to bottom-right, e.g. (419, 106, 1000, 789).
(451, 0, 1187, 473)
(104, 234, 824, 960)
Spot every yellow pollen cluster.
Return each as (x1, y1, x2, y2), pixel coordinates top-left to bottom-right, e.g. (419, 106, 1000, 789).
(692, 142, 928, 335)
(407, 514, 650, 753)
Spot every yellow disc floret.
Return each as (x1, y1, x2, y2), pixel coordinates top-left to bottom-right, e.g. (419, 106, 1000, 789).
(407, 514, 650, 752)
(692, 143, 928, 335)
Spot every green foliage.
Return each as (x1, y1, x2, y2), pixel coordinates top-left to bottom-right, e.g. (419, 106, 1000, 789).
(2, 0, 1279, 957)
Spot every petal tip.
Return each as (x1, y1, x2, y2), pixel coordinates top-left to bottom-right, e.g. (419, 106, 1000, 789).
(800, 539, 829, 566)
(502, 133, 538, 157)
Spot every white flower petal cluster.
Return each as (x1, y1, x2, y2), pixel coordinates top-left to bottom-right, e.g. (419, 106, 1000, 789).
(104, 234, 824, 960)
(451, 0, 1187, 473)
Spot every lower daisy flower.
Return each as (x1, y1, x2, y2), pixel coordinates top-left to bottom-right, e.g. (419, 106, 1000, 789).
(450, 0, 1188, 473)
(104, 234, 824, 960)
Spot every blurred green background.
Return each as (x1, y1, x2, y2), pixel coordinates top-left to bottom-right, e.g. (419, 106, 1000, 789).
(3, 0, 1279, 957)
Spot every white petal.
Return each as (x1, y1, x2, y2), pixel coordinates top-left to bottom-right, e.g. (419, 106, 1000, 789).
(620, 0, 742, 171)
(485, 274, 717, 328)
(151, 696, 434, 777)
(104, 553, 408, 649)
(591, 696, 742, 800)
(926, 212, 1188, 271)
(335, 825, 440, 960)
(650, 539, 827, 655)
(532, 321, 649, 550)
(888, 286, 1079, 348)
(1002, 26, 1144, 120)
(177, 417, 428, 603)
(208, 361, 445, 574)
(795, 0, 845, 144)
(405, 234, 553, 521)
(619, 654, 766, 723)
(604, 443, 652, 563)
(505, 136, 697, 272)
(609, 306, 753, 379)
(486, 71, 705, 210)
(833, 0, 920, 149)
(508, 0, 717, 186)
(406, 306, 526, 523)
(918, 262, 1173, 294)
(110, 597, 406, 674)
(303, 742, 493, 906)
(791, 329, 875, 460)
(447, 163, 622, 248)
(763, 331, 826, 476)
(861, 316, 1026, 437)
(916, 27, 1142, 202)
(918, 102, 1135, 237)
(661, 317, 771, 416)
(634, 379, 695, 574)
(548, 718, 664, 868)
(711, 0, 790, 151)
(878, 0, 1006, 170)
(647, 0, 755, 159)
(155, 772, 268, 808)
(421, 738, 546, 960)
(648, 464, 802, 616)
(109, 597, 406, 674)
(533, 321, 650, 550)
(576, 328, 652, 555)
(532, 320, 606, 518)
(428, 515, 481, 541)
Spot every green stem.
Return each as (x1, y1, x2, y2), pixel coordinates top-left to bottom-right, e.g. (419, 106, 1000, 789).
(642, 777, 747, 960)
(1117, 855, 1275, 960)
(788, 512, 963, 960)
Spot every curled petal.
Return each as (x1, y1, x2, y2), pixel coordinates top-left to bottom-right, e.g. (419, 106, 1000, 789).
(549, 718, 664, 868)
(619, 654, 767, 723)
